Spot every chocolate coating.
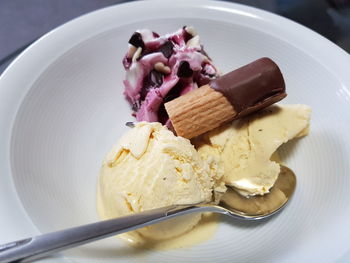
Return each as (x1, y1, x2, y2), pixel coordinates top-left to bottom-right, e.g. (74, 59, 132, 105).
(210, 57, 286, 118)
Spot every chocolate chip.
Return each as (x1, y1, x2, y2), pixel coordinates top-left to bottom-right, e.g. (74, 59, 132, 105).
(125, 122, 135, 128)
(177, 61, 193, 78)
(152, 31, 160, 38)
(157, 103, 169, 125)
(140, 70, 163, 101)
(202, 69, 215, 78)
(149, 70, 163, 86)
(159, 41, 174, 58)
(128, 32, 145, 49)
(132, 103, 139, 111)
(163, 92, 178, 103)
(182, 26, 193, 42)
(163, 80, 185, 103)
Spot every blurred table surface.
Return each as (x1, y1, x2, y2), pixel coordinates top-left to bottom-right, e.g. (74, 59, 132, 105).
(0, 0, 349, 74)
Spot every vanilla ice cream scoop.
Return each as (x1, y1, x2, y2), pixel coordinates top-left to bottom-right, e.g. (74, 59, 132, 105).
(97, 122, 220, 241)
(195, 104, 311, 196)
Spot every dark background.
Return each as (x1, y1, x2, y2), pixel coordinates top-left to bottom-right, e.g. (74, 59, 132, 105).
(1, 0, 349, 74)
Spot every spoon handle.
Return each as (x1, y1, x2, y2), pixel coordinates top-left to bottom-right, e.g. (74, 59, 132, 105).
(0, 204, 214, 263)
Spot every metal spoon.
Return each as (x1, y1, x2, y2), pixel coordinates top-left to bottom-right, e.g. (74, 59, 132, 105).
(0, 165, 296, 263)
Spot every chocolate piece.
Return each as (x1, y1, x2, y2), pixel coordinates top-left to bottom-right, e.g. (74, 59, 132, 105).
(128, 32, 145, 49)
(125, 122, 135, 128)
(210, 57, 286, 118)
(183, 30, 193, 43)
(177, 61, 193, 78)
(149, 70, 163, 87)
(163, 82, 183, 103)
(152, 31, 160, 38)
(132, 102, 139, 112)
(140, 70, 163, 101)
(159, 41, 174, 58)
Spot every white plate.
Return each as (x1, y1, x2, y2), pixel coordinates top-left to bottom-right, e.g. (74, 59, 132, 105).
(1, 0, 350, 262)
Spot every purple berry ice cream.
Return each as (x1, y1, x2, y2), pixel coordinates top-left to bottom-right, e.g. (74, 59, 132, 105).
(122, 26, 220, 126)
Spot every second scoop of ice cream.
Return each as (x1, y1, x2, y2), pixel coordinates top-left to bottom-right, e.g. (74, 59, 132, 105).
(194, 104, 311, 196)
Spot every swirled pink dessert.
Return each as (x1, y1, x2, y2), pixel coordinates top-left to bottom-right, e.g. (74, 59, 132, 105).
(122, 26, 219, 126)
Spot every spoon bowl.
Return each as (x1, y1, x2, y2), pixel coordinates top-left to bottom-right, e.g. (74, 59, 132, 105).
(220, 165, 296, 218)
(0, 165, 296, 263)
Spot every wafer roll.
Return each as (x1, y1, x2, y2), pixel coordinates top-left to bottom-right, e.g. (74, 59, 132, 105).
(165, 57, 287, 139)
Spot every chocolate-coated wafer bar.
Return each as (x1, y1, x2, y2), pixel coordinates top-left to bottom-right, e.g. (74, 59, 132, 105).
(164, 57, 287, 139)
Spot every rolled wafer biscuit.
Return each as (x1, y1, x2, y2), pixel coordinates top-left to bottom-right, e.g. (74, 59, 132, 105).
(165, 57, 287, 139)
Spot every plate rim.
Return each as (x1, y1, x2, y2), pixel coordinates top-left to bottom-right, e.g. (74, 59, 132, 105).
(0, 0, 350, 262)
